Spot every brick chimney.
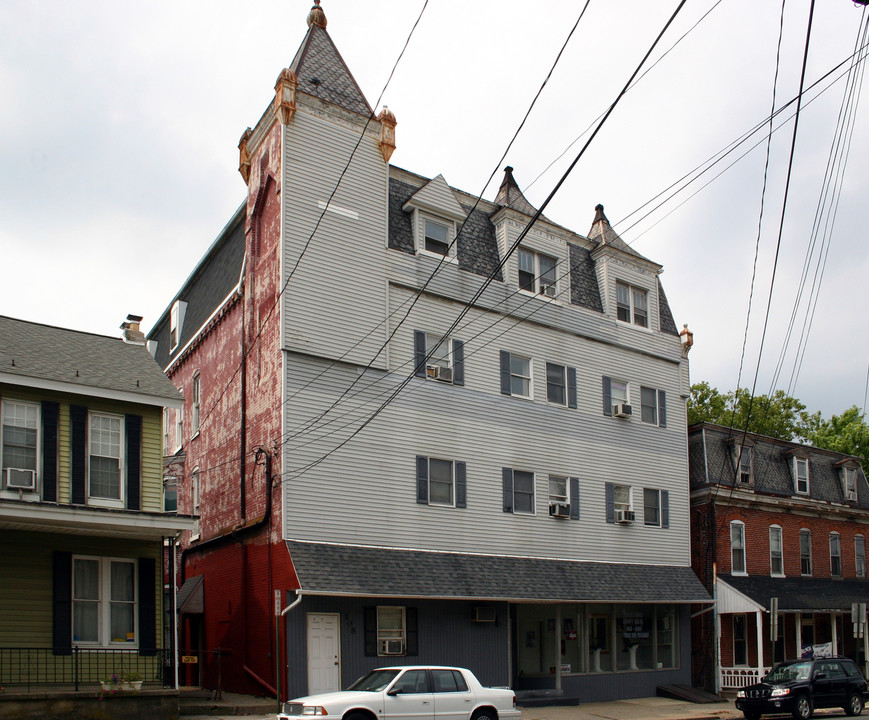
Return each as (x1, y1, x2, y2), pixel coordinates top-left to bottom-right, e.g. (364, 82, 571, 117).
(121, 314, 146, 345)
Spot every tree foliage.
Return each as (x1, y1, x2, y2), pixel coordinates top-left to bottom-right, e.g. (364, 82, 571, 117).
(801, 406, 869, 475)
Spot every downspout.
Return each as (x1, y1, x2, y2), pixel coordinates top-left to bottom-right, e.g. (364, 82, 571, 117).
(278, 591, 304, 711)
(240, 307, 247, 521)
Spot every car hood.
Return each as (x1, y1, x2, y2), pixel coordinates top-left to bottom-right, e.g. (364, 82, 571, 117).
(288, 690, 382, 707)
(743, 680, 799, 692)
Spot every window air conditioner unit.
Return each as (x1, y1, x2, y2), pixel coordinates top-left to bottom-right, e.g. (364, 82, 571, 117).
(6, 468, 36, 491)
(429, 366, 453, 383)
(612, 403, 632, 418)
(541, 285, 557, 298)
(472, 607, 496, 623)
(549, 502, 570, 518)
(379, 639, 404, 655)
(615, 509, 635, 524)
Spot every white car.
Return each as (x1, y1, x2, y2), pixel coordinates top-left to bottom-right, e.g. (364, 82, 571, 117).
(278, 665, 521, 720)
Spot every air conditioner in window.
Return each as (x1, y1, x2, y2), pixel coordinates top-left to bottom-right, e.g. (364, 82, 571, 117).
(549, 502, 570, 518)
(541, 285, 557, 298)
(472, 607, 496, 623)
(612, 403, 632, 418)
(379, 639, 404, 655)
(6, 468, 36, 491)
(429, 366, 453, 383)
(615, 509, 635, 524)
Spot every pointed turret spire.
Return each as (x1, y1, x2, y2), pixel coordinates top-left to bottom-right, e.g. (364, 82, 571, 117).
(307, 0, 327, 29)
(494, 166, 540, 217)
(587, 204, 648, 260)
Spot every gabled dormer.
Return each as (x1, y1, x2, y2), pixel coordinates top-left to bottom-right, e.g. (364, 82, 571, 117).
(784, 447, 811, 496)
(401, 174, 467, 263)
(835, 458, 862, 503)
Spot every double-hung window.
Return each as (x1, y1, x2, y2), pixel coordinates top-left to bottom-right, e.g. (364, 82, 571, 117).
(736, 445, 753, 485)
(830, 532, 842, 577)
(616, 281, 648, 328)
(731, 521, 746, 574)
(164, 477, 178, 513)
(424, 219, 450, 256)
(191, 467, 201, 538)
(548, 475, 579, 520)
(602, 376, 631, 417)
(518, 248, 558, 297)
(769, 525, 783, 576)
(793, 457, 810, 494)
(857, 535, 866, 579)
(89, 413, 123, 507)
(843, 466, 858, 502)
(192, 373, 201, 435)
(605, 482, 634, 523)
(414, 331, 464, 385)
(162, 408, 170, 456)
(1, 399, 39, 492)
(175, 406, 184, 452)
(643, 488, 660, 527)
(376, 606, 406, 656)
(545, 363, 577, 408)
(169, 300, 187, 352)
(640, 387, 667, 427)
(72, 556, 136, 646)
(500, 351, 532, 399)
(800, 529, 812, 575)
(502, 468, 535, 514)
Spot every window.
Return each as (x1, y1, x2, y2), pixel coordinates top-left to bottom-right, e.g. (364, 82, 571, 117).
(736, 445, 753, 485)
(639, 387, 666, 426)
(518, 248, 558, 296)
(843, 466, 858, 502)
(169, 300, 187, 351)
(546, 363, 566, 405)
(72, 556, 136, 646)
(431, 668, 468, 693)
(644, 489, 660, 526)
(416, 456, 466, 508)
(500, 351, 532, 399)
(164, 477, 177, 513)
(730, 521, 746, 574)
(377, 606, 406, 655)
(769, 525, 783, 576)
(1, 399, 39, 491)
(393, 669, 428, 692)
(549, 475, 568, 504)
(602, 376, 632, 417)
(175, 406, 184, 452)
(88, 413, 123, 507)
(794, 457, 809, 494)
(616, 281, 648, 328)
(830, 532, 842, 577)
(613, 484, 632, 513)
(162, 408, 170, 456)
(424, 219, 450, 256)
(191, 374, 201, 435)
(856, 535, 866, 579)
(800, 529, 812, 575)
(414, 331, 464, 385)
(733, 615, 747, 666)
(502, 468, 535, 514)
(191, 467, 200, 538)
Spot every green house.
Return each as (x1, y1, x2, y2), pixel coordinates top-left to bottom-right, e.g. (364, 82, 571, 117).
(0, 315, 194, 687)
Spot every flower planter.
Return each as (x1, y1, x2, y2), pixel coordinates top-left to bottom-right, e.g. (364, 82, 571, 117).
(121, 680, 143, 691)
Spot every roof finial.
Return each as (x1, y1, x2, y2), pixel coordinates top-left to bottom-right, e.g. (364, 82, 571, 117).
(307, 0, 327, 28)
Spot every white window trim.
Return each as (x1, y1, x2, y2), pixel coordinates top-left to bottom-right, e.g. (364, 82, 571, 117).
(639, 386, 661, 426)
(735, 444, 753, 485)
(615, 280, 651, 330)
(191, 372, 201, 437)
(87, 411, 125, 509)
(424, 333, 454, 379)
(427, 457, 455, 508)
(545, 362, 567, 406)
(162, 408, 170, 457)
(191, 467, 201, 540)
(842, 466, 858, 502)
(769, 525, 784, 577)
(548, 475, 568, 504)
(174, 405, 184, 453)
(643, 488, 662, 527)
(376, 605, 407, 656)
(72, 555, 138, 648)
(857, 535, 866, 579)
(800, 528, 813, 576)
(613, 483, 633, 513)
(793, 457, 810, 495)
(611, 379, 630, 407)
(730, 520, 747, 576)
(169, 300, 188, 352)
(508, 354, 533, 400)
(415, 211, 458, 264)
(517, 247, 560, 299)
(0, 398, 41, 498)
(512, 469, 536, 515)
(830, 532, 842, 577)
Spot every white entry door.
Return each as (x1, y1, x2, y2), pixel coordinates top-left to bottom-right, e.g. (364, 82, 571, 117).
(307, 613, 341, 695)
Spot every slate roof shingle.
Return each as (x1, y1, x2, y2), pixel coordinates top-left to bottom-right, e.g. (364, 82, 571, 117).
(721, 573, 869, 612)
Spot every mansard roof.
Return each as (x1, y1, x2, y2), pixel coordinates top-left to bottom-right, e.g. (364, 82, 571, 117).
(289, 23, 372, 117)
(688, 422, 869, 508)
(0, 315, 181, 407)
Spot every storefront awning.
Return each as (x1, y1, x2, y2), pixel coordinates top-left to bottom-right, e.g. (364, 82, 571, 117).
(719, 573, 869, 613)
(285, 540, 710, 603)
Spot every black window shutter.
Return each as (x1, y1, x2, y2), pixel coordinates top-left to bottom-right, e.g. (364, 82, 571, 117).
(605, 482, 614, 523)
(405, 607, 419, 656)
(126, 414, 142, 511)
(414, 331, 427, 378)
(455, 462, 467, 508)
(499, 351, 512, 396)
(364, 607, 377, 656)
(138, 557, 157, 656)
(70, 405, 88, 505)
(658, 389, 667, 428)
(602, 377, 612, 416)
(416, 456, 429, 504)
(567, 367, 577, 409)
(42, 401, 59, 502)
(661, 490, 670, 529)
(569, 477, 580, 520)
(452, 339, 465, 386)
(502, 468, 514, 513)
(52, 551, 72, 655)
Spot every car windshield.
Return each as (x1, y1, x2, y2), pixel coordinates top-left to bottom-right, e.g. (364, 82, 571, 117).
(347, 669, 401, 692)
(766, 662, 812, 683)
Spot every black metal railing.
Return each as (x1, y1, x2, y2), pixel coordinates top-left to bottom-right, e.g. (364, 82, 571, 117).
(0, 647, 169, 692)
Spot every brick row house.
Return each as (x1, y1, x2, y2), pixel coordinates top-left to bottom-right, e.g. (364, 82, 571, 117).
(689, 422, 869, 692)
(0, 315, 193, 688)
(147, 2, 708, 703)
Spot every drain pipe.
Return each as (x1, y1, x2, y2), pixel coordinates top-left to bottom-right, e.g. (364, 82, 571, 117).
(276, 591, 303, 711)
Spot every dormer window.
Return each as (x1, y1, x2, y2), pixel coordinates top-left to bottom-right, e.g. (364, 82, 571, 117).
(736, 445, 753, 485)
(518, 248, 557, 297)
(842, 465, 858, 502)
(424, 219, 450, 256)
(793, 456, 809, 495)
(616, 281, 648, 328)
(169, 300, 188, 352)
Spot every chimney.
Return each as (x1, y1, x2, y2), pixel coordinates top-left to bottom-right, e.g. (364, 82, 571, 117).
(121, 314, 146, 345)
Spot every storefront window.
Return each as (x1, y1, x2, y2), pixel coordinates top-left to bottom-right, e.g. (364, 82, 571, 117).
(616, 605, 654, 670)
(656, 605, 676, 669)
(588, 605, 612, 673)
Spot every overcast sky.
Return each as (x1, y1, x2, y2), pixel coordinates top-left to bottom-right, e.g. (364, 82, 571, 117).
(2, 0, 868, 419)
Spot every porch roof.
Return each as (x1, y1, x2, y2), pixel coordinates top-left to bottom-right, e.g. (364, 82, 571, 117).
(285, 540, 710, 603)
(719, 573, 869, 613)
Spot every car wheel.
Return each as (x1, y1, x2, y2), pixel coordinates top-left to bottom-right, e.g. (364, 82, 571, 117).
(792, 695, 812, 720)
(345, 712, 370, 720)
(471, 708, 498, 720)
(845, 692, 864, 716)
(744, 711, 761, 720)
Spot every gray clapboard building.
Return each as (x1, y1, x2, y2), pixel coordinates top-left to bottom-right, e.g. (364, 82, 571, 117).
(149, 1, 708, 703)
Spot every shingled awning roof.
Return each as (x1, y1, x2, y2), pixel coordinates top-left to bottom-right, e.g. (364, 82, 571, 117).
(286, 541, 710, 603)
(720, 573, 869, 613)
